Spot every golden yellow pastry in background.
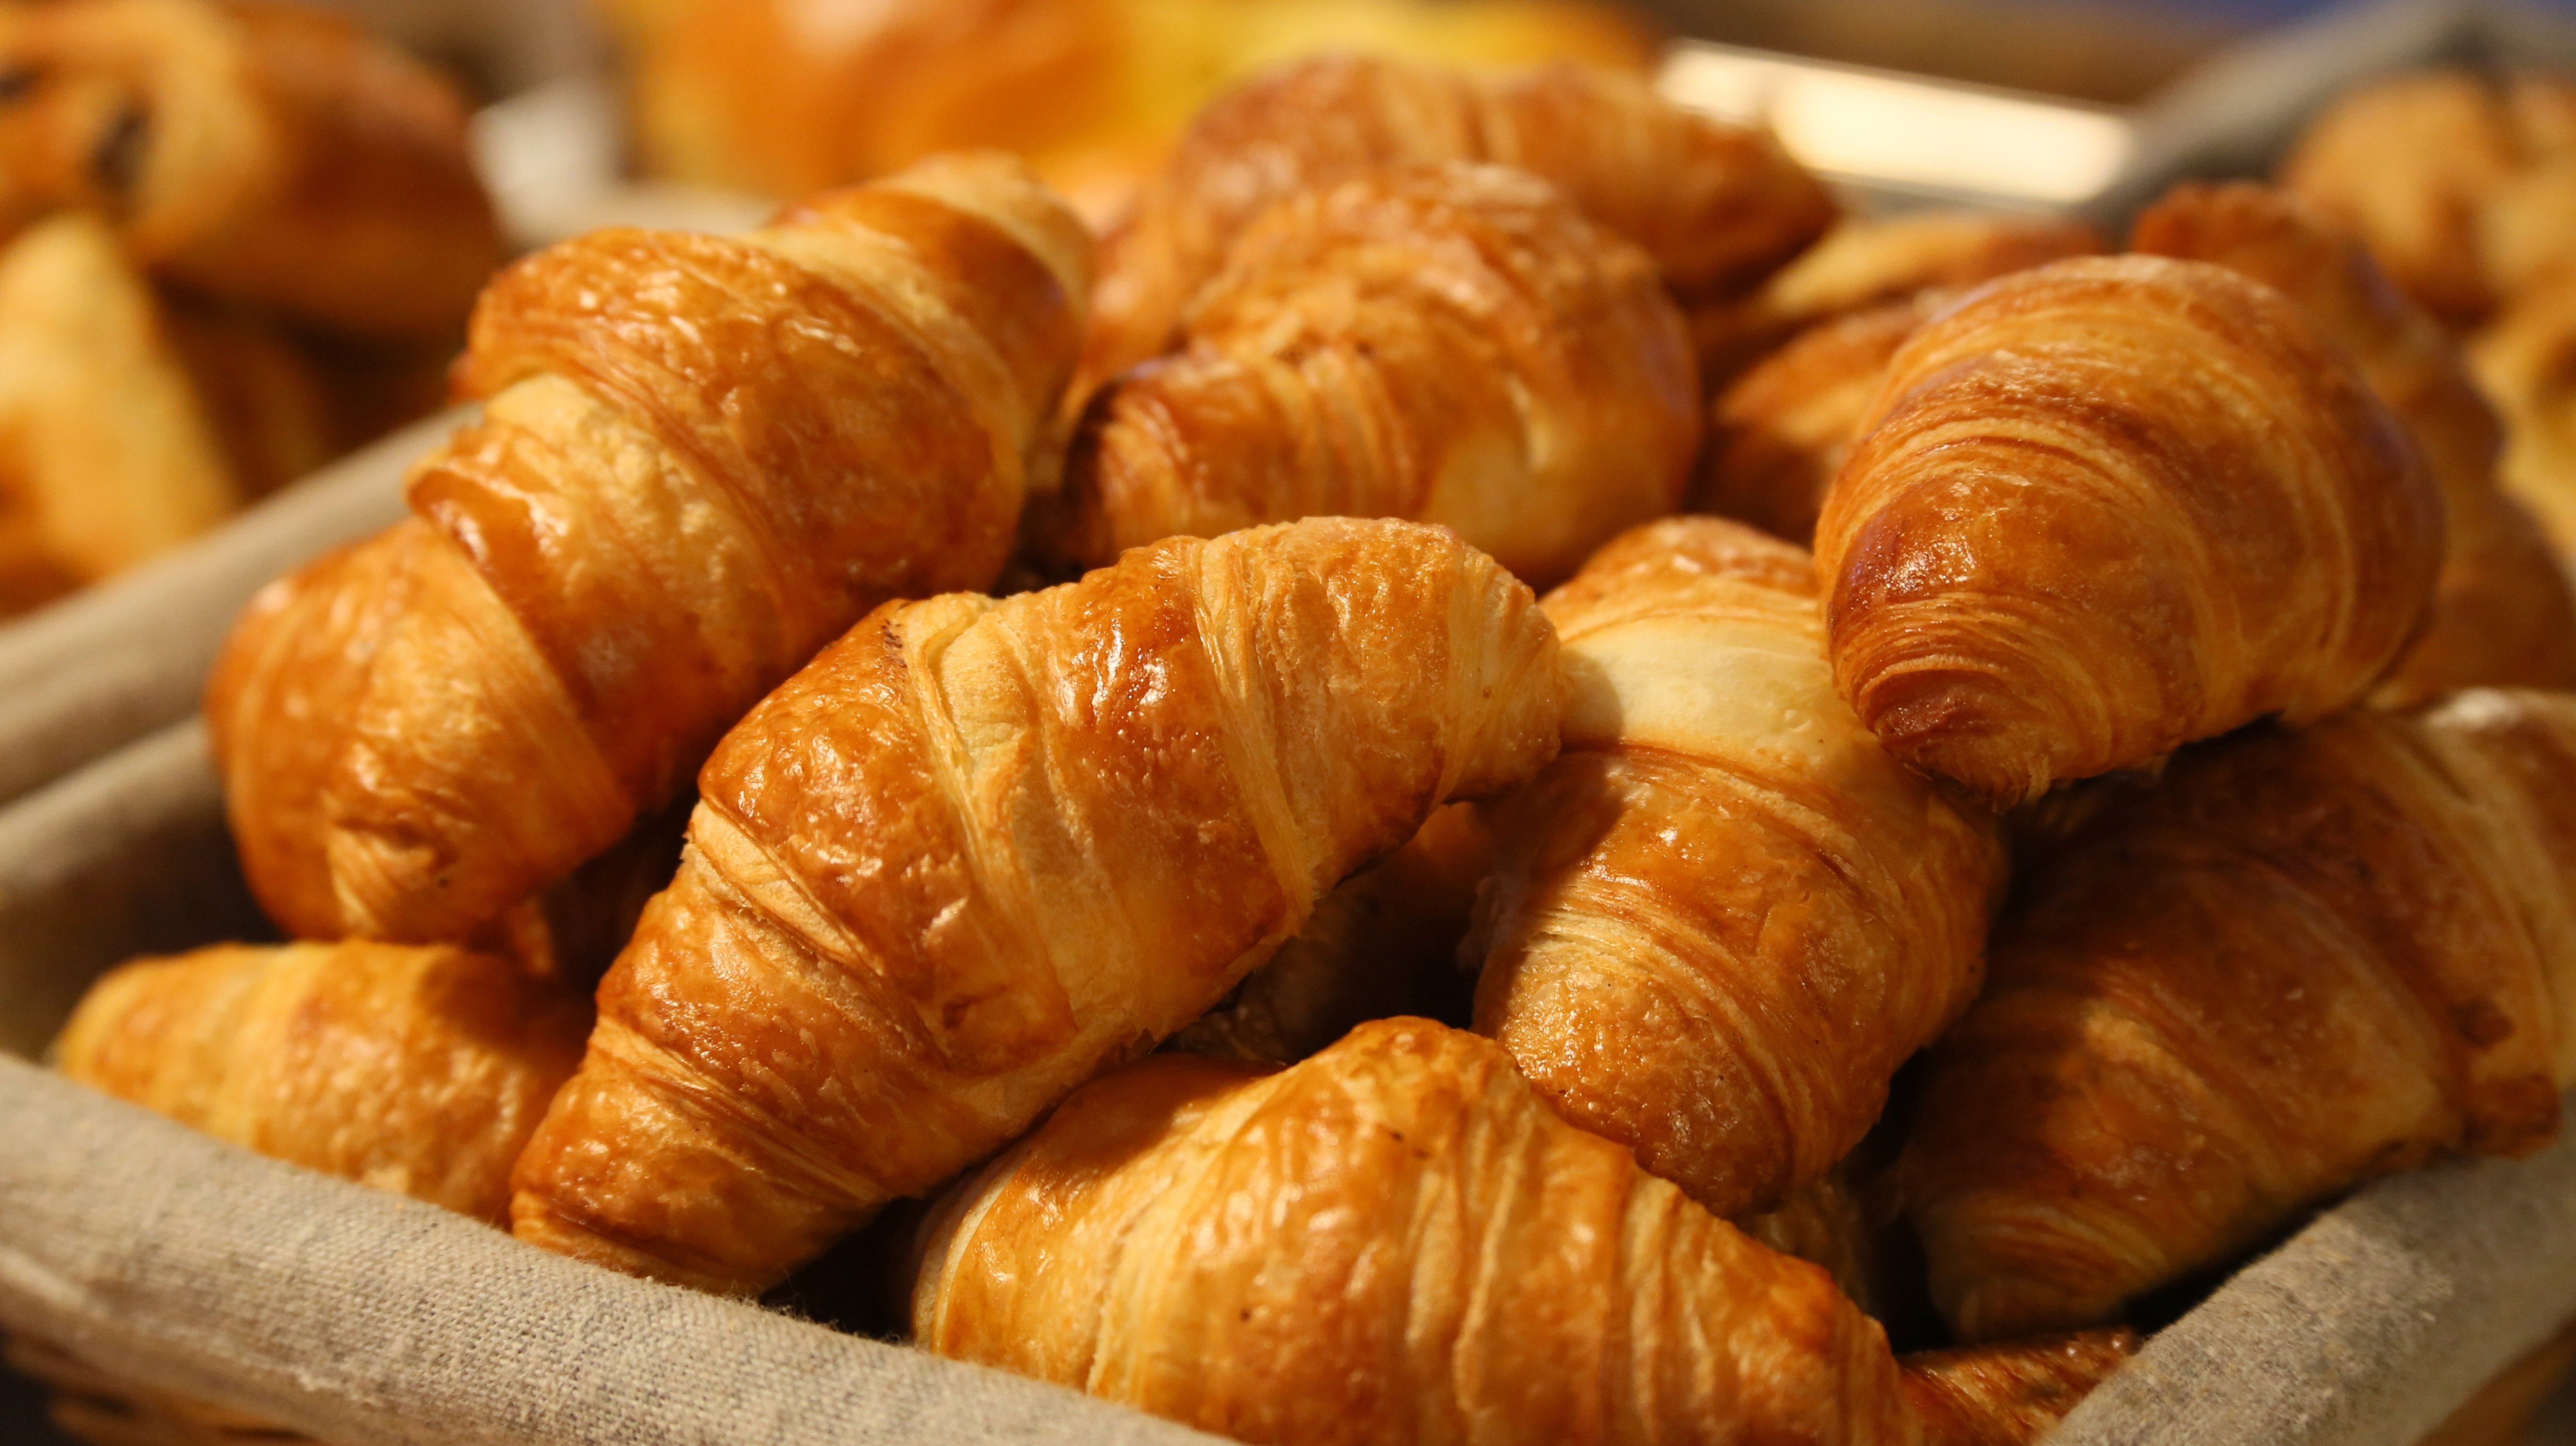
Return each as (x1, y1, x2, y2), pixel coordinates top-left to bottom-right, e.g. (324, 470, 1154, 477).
(1697, 298, 1924, 546)
(1817, 255, 2441, 806)
(1900, 690, 2576, 1342)
(1473, 516, 2004, 1220)
(1037, 162, 1700, 586)
(915, 1018, 1920, 1446)
(0, 212, 239, 616)
(509, 517, 1565, 1298)
(2476, 269, 2576, 562)
(595, 0, 1654, 220)
(204, 153, 1092, 968)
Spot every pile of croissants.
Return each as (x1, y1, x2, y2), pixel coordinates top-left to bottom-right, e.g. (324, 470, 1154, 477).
(25, 44, 2576, 1446)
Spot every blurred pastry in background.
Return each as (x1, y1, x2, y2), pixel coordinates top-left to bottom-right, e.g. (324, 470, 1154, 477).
(595, 0, 1656, 225)
(0, 0, 503, 618)
(2477, 269, 2576, 564)
(1690, 210, 2101, 392)
(2282, 69, 2576, 325)
(0, 0, 502, 340)
(0, 213, 238, 615)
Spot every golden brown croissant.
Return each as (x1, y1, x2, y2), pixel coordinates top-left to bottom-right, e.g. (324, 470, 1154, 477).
(0, 0, 501, 340)
(1898, 689, 2576, 1341)
(1815, 254, 2442, 806)
(1471, 516, 2004, 1219)
(204, 153, 1093, 961)
(1697, 299, 1923, 546)
(1688, 211, 2101, 392)
(508, 517, 1564, 1296)
(1901, 1331, 2138, 1446)
(2475, 269, 2576, 561)
(2130, 180, 2576, 705)
(0, 211, 239, 614)
(1034, 162, 1700, 585)
(1169, 801, 1491, 1065)
(1079, 52, 1833, 399)
(914, 1017, 1919, 1446)
(55, 940, 588, 1224)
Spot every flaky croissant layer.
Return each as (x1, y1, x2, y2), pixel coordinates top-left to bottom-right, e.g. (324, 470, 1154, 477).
(54, 940, 588, 1224)
(510, 517, 1565, 1297)
(1816, 254, 2442, 806)
(1473, 516, 2005, 1221)
(916, 1017, 1920, 1446)
(207, 152, 1093, 964)
(1900, 689, 2576, 1342)
(1038, 162, 1701, 586)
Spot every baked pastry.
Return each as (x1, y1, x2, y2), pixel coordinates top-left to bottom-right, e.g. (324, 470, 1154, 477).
(599, 0, 1652, 221)
(1697, 298, 1923, 545)
(1034, 162, 1700, 585)
(1169, 801, 1491, 1065)
(2131, 180, 2576, 704)
(914, 1017, 1918, 1446)
(508, 517, 1565, 1297)
(1902, 1331, 2138, 1446)
(1899, 689, 2576, 1340)
(2475, 269, 2576, 561)
(1689, 211, 2101, 392)
(55, 940, 588, 1223)
(204, 153, 1093, 962)
(1080, 52, 1833, 400)
(0, 211, 239, 615)
(0, 0, 502, 340)
(2281, 69, 2576, 323)
(1472, 517, 2004, 1219)
(1815, 254, 2441, 806)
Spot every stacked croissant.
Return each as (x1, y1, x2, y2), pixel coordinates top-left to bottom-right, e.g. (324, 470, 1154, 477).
(33, 44, 2576, 1446)
(0, 0, 501, 617)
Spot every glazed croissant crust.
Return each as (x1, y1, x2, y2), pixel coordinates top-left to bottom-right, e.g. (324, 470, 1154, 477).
(205, 153, 1092, 961)
(1816, 254, 2442, 805)
(0, 0, 501, 340)
(1472, 516, 2004, 1219)
(2131, 180, 2576, 705)
(914, 1017, 1919, 1446)
(1899, 689, 2576, 1342)
(1079, 52, 1832, 397)
(509, 517, 1564, 1296)
(1901, 1331, 2138, 1446)
(1037, 162, 1700, 585)
(54, 940, 588, 1224)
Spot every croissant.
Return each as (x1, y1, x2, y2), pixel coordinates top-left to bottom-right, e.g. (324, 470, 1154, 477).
(2280, 70, 2576, 324)
(0, 0, 502, 340)
(1898, 689, 2576, 1341)
(1688, 211, 2101, 392)
(55, 940, 588, 1223)
(204, 153, 1093, 962)
(1471, 516, 2004, 1220)
(1814, 254, 2442, 806)
(1033, 163, 1701, 585)
(1079, 52, 1833, 398)
(2131, 180, 2576, 704)
(914, 1017, 1918, 1446)
(1169, 801, 1492, 1065)
(1697, 299, 1923, 546)
(0, 212, 239, 615)
(2475, 270, 2576, 561)
(508, 517, 1564, 1296)
(1901, 1331, 2138, 1446)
